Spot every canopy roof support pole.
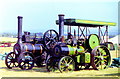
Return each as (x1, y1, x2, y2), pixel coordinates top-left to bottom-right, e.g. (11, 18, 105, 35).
(88, 27, 90, 35)
(86, 27, 87, 38)
(100, 26, 105, 43)
(70, 26, 71, 34)
(98, 26, 102, 43)
(105, 26, 108, 42)
(78, 26, 80, 39)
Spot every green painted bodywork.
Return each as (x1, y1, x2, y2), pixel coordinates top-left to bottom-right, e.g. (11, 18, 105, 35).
(67, 45, 84, 55)
(56, 19, 116, 26)
(67, 45, 77, 55)
(77, 46, 85, 53)
(80, 53, 91, 63)
(76, 55, 80, 63)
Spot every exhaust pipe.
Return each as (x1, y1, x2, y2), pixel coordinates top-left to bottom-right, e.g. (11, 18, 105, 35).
(17, 16, 23, 44)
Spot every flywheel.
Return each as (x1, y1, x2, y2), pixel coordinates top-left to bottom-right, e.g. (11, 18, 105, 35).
(85, 34, 100, 51)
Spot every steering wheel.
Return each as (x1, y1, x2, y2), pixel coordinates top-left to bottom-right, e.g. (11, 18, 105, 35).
(43, 29, 59, 50)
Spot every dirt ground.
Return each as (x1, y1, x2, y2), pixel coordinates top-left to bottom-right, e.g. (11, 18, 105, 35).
(0, 47, 119, 77)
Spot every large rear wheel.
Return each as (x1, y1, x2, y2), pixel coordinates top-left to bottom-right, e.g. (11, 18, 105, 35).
(18, 52, 34, 70)
(91, 46, 111, 70)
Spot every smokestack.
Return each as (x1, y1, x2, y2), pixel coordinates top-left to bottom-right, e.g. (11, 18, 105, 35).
(17, 16, 23, 44)
(58, 14, 64, 37)
(58, 14, 65, 42)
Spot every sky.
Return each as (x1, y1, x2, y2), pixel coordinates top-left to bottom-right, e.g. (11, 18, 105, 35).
(0, 0, 119, 35)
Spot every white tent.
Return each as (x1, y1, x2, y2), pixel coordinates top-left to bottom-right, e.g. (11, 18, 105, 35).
(108, 35, 120, 45)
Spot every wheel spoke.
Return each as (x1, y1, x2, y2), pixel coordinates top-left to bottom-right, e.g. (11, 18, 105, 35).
(53, 35, 57, 39)
(50, 30, 52, 38)
(46, 41, 51, 45)
(95, 56, 101, 58)
(68, 59, 73, 65)
(95, 59, 101, 66)
(103, 55, 109, 58)
(63, 58, 67, 64)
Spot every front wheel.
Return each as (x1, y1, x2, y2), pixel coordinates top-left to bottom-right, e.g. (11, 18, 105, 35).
(58, 56, 75, 73)
(46, 57, 59, 72)
(5, 52, 18, 69)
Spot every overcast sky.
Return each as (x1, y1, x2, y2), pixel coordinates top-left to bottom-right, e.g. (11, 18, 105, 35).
(0, 0, 119, 35)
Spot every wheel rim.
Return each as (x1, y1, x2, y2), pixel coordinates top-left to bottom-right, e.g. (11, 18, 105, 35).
(18, 52, 34, 70)
(5, 52, 18, 69)
(46, 57, 59, 72)
(58, 56, 75, 73)
(104, 42, 114, 50)
(91, 46, 111, 70)
(43, 29, 59, 50)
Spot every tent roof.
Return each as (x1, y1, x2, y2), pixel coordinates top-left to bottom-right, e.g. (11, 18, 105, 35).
(56, 19, 116, 27)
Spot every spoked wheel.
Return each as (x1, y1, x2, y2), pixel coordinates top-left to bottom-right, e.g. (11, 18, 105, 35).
(58, 56, 75, 73)
(18, 52, 34, 70)
(35, 53, 46, 67)
(91, 46, 111, 70)
(46, 57, 59, 72)
(5, 52, 18, 69)
(35, 57, 45, 67)
(43, 29, 59, 50)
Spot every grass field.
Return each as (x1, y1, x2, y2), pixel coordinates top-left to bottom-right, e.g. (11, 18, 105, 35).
(0, 37, 17, 43)
(0, 47, 119, 77)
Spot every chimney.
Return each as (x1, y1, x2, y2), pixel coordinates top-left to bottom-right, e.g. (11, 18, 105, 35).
(17, 16, 23, 44)
(58, 14, 64, 42)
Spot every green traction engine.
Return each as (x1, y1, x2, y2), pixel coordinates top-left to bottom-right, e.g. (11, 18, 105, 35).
(45, 14, 113, 73)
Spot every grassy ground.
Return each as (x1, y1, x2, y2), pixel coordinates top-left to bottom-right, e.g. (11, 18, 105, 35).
(0, 47, 13, 54)
(0, 37, 17, 43)
(0, 47, 119, 77)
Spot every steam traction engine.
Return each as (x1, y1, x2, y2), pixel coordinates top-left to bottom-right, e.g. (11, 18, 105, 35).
(5, 16, 46, 70)
(5, 14, 116, 72)
(45, 14, 116, 72)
